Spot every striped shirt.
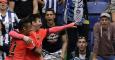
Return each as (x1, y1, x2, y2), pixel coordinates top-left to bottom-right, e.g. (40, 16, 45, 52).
(0, 10, 19, 44)
(42, 0, 57, 13)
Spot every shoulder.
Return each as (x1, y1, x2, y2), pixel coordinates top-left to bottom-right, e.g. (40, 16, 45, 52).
(110, 22, 115, 29)
(94, 22, 100, 27)
(36, 28, 48, 34)
(93, 22, 101, 31)
(7, 10, 14, 13)
(39, 28, 47, 32)
(7, 10, 16, 15)
(110, 22, 115, 26)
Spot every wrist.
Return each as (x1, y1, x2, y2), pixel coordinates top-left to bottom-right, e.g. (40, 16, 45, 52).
(23, 36, 29, 41)
(65, 23, 75, 28)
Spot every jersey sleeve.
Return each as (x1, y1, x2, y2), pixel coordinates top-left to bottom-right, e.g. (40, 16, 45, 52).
(9, 31, 24, 39)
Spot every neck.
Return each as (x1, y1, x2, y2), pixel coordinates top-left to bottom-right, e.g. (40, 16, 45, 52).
(47, 22, 55, 27)
(102, 25, 109, 30)
(0, 9, 7, 16)
(79, 49, 86, 55)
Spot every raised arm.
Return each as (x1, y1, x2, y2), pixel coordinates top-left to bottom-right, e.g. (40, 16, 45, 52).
(33, 0, 38, 14)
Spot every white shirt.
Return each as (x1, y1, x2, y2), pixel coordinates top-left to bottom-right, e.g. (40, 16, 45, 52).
(79, 54, 86, 60)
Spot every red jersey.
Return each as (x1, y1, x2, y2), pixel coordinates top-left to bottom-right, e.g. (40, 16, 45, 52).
(5, 32, 35, 60)
(24, 29, 48, 60)
(36, 28, 47, 48)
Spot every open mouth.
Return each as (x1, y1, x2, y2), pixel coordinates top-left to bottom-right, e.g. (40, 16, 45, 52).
(47, 19, 52, 21)
(1, 5, 5, 7)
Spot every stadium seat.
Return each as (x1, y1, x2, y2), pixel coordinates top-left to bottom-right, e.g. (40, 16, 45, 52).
(87, 2, 108, 14)
(88, 0, 109, 2)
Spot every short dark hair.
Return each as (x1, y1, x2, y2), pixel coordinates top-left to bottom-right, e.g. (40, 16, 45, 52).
(27, 13, 41, 23)
(18, 13, 41, 31)
(18, 17, 32, 31)
(45, 8, 55, 14)
(77, 36, 87, 42)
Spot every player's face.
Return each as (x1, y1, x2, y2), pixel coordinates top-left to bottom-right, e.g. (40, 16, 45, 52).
(32, 18, 42, 30)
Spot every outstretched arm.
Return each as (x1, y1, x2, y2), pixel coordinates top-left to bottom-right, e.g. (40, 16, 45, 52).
(48, 22, 75, 33)
(33, 0, 38, 14)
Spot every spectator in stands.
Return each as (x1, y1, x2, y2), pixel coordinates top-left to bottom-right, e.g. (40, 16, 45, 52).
(71, 36, 90, 60)
(0, 0, 19, 55)
(92, 13, 115, 60)
(42, 8, 68, 60)
(38, 0, 65, 25)
(9, 0, 38, 19)
(0, 20, 7, 60)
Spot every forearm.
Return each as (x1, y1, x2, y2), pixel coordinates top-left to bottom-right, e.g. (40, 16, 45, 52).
(61, 34, 68, 59)
(49, 23, 75, 33)
(61, 42, 67, 58)
(33, 0, 38, 14)
(38, 0, 44, 5)
(9, 31, 24, 39)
